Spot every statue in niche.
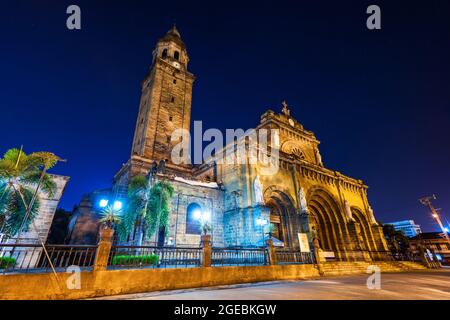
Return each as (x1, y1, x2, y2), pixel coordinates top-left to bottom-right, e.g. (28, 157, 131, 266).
(368, 206, 378, 225)
(344, 200, 355, 222)
(297, 186, 308, 215)
(150, 161, 158, 176)
(158, 160, 166, 174)
(254, 176, 264, 205)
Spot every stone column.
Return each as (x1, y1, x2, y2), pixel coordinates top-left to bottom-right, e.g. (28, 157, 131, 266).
(94, 227, 114, 272)
(267, 238, 277, 265)
(201, 234, 212, 267)
(347, 221, 371, 262)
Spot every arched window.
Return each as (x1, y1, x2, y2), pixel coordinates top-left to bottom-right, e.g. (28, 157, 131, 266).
(162, 48, 168, 58)
(186, 203, 202, 235)
(174, 50, 180, 61)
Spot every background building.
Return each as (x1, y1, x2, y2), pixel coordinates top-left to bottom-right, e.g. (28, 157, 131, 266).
(409, 232, 450, 265)
(385, 220, 422, 238)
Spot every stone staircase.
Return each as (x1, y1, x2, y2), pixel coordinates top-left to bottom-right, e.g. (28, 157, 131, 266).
(320, 261, 428, 277)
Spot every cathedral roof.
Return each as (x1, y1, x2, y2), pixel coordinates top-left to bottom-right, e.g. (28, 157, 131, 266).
(158, 25, 186, 50)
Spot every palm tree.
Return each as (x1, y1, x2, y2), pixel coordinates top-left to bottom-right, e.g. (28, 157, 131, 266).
(120, 175, 148, 244)
(0, 148, 59, 239)
(147, 181, 174, 246)
(121, 177, 174, 246)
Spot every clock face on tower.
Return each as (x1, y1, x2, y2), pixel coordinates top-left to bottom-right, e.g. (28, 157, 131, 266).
(172, 61, 181, 69)
(288, 118, 295, 127)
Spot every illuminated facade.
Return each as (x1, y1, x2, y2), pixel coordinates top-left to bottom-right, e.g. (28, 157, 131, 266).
(110, 26, 389, 260)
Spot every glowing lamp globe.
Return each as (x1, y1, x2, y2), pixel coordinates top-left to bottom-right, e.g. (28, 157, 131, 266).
(99, 199, 108, 208)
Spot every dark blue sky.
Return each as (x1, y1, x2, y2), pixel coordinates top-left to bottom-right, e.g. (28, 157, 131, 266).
(1, 1, 449, 231)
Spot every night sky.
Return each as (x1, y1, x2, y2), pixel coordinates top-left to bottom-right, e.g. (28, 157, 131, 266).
(1, 1, 449, 232)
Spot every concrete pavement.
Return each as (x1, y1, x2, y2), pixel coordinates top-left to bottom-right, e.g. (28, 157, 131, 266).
(94, 269, 450, 300)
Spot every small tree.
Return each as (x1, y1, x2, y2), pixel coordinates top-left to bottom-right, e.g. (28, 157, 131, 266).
(382, 223, 410, 256)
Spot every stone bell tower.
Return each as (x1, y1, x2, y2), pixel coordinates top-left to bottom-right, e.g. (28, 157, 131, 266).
(114, 26, 195, 192)
(131, 25, 195, 164)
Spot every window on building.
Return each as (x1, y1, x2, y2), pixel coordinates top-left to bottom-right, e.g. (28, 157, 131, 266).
(174, 51, 180, 61)
(186, 203, 202, 235)
(167, 136, 171, 143)
(171, 96, 175, 103)
(173, 79, 177, 84)
(169, 116, 173, 122)
(162, 49, 168, 58)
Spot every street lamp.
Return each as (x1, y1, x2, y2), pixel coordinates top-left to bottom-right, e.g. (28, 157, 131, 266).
(113, 200, 123, 210)
(99, 198, 123, 212)
(256, 218, 268, 247)
(99, 199, 109, 208)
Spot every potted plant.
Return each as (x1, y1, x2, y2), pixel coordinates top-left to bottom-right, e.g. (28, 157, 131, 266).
(99, 205, 122, 241)
(201, 221, 212, 244)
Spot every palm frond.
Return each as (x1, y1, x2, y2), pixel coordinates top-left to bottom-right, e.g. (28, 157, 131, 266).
(28, 152, 61, 170)
(21, 171, 57, 198)
(2, 186, 40, 236)
(99, 205, 122, 228)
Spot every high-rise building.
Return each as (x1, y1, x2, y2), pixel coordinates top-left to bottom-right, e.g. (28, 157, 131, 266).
(386, 220, 422, 238)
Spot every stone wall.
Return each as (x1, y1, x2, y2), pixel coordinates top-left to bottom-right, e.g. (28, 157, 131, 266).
(0, 261, 428, 300)
(165, 178, 224, 247)
(223, 205, 270, 247)
(18, 174, 69, 244)
(0, 264, 320, 300)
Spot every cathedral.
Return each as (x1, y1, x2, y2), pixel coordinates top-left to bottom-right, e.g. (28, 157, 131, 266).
(72, 26, 389, 261)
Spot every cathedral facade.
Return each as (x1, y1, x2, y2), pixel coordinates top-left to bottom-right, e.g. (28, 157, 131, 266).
(111, 26, 389, 261)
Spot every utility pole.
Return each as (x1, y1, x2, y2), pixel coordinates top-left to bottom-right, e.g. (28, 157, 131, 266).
(419, 195, 449, 242)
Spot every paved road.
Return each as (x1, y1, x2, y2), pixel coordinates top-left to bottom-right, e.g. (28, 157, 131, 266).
(96, 270, 450, 300)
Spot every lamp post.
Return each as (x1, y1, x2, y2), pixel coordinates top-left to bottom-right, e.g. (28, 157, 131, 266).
(256, 218, 268, 247)
(99, 199, 123, 211)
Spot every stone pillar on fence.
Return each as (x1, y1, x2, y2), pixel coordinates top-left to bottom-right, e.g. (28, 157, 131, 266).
(313, 238, 325, 276)
(267, 238, 277, 265)
(94, 227, 114, 272)
(201, 234, 212, 268)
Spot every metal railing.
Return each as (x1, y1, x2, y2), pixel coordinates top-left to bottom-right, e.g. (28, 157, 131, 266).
(275, 249, 315, 265)
(0, 244, 97, 274)
(108, 246, 202, 269)
(212, 247, 268, 266)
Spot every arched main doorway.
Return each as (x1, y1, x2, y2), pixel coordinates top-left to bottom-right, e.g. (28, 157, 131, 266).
(307, 189, 349, 260)
(264, 188, 299, 248)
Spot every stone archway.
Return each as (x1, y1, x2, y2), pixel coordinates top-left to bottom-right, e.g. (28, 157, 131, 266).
(307, 188, 348, 260)
(264, 187, 299, 249)
(351, 207, 376, 252)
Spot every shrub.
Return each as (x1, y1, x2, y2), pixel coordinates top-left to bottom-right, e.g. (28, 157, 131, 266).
(0, 257, 16, 269)
(111, 254, 158, 266)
